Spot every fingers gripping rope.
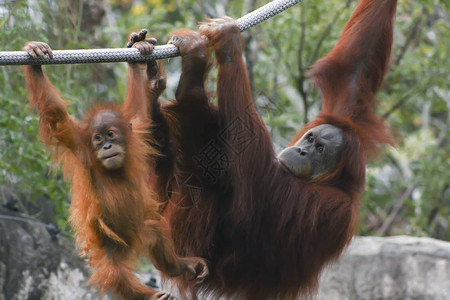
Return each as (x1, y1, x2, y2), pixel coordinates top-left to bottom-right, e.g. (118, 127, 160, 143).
(0, 0, 302, 65)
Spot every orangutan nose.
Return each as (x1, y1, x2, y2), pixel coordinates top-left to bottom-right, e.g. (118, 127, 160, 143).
(297, 147, 308, 156)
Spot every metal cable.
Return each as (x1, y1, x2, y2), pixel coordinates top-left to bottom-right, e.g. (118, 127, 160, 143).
(0, 0, 302, 65)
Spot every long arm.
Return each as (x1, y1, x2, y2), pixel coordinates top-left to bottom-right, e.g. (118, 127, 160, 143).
(309, 0, 397, 124)
(199, 18, 276, 175)
(122, 62, 151, 120)
(171, 30, 210, 104)
(306, 0, 398, 157)
(122, 30, 160, 121)
(164, 30, 219, 162)
(23, 42, 78, 152)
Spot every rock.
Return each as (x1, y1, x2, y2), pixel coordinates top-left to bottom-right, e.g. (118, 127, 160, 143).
(0, 207, 105, 300)
(319, 235, 450, 300)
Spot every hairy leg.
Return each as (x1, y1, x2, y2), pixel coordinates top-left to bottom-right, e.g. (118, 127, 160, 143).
(86, 232, 159, 300)
(143, 219, 209, 282)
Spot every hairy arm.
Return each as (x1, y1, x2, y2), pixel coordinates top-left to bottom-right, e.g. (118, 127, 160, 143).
(122, 30, 160, 121)
(308, 0, 397, 156)
(199, 18, 276, 176)
(309, 0, 398, 122)
(172, 30, 210, 103)
(23, 42, 78, 152)
(123, 62, 149, 120)
(166, 29, 219, 160)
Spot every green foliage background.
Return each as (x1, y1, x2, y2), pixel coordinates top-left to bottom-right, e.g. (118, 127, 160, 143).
(0, 0, 448, 239)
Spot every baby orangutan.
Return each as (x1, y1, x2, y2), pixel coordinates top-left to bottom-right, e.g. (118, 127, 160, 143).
(22, 30, 208, 300)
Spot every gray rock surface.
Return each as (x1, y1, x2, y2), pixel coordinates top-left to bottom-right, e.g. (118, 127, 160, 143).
(0, 206, 103, 300)
(319, 235, 450, 300)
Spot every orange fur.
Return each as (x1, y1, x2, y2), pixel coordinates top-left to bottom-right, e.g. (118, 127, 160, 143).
(23, 57, 206, 299)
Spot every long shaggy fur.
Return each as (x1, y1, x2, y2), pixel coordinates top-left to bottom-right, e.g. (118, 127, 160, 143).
(23, 60, 196, 299)
(149, 0, 398, 299)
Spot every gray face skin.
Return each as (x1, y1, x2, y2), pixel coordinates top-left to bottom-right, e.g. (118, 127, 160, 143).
(91, 110, 127, 170)
(277, 124, 344, 180)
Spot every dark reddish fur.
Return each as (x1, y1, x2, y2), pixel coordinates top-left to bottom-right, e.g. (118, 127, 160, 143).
(23, 60, 201, 299)
(156, 0, 397, 299)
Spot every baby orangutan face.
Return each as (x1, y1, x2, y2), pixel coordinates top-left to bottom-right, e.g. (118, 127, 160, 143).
(90, 110, 128, 170)
(278, 124, 344, 180)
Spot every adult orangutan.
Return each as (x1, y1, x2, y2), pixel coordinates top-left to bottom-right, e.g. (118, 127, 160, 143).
(136, 0, 397, 298)
(22, 31, 208, 300)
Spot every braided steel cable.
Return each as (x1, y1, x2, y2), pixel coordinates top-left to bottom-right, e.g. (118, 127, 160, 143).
(0, 0, 302, 65)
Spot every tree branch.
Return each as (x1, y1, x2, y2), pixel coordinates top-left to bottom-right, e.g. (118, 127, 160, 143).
(376, 184, 416, 236)
(308, 0, 353, 66)
(394, 17, 421, 66)
(298, 5, 306, 73)
(297, 6, 309, 122)
(382, 83, 424, 119)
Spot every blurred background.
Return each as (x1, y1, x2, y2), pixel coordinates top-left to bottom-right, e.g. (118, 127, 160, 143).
(0, 0, 448, 243)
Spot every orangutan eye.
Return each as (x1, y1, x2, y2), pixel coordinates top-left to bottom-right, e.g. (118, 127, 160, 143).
(107, 130, 116, 138)
(308, 134, 314, 143)
(317, 145, 324, 152)
(93, 134, 103, 145)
